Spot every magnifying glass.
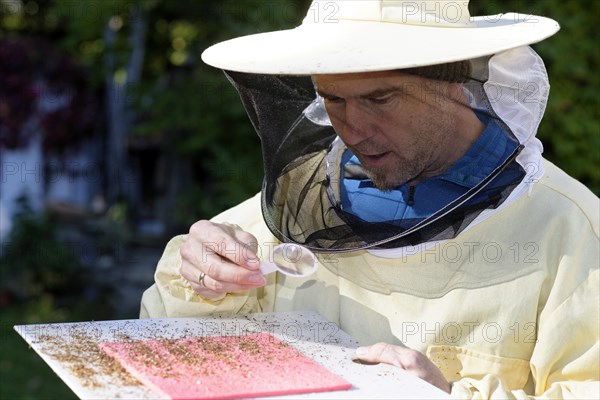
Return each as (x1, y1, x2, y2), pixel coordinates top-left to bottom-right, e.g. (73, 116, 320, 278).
(259, 243, 317, 278)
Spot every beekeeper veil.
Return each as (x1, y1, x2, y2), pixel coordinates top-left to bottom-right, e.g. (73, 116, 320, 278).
(201, 0, 559, 252)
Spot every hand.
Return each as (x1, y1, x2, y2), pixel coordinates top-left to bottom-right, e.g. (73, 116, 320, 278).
(354, 343, 451, 394)
(179, 220, 266, 298)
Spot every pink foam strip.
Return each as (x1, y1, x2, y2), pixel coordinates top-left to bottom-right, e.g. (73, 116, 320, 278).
(100, 333, 351, 399)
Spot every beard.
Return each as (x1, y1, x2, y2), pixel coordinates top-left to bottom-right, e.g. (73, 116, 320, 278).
(351, 138, 434, 191)
(361, 157, 422, 191)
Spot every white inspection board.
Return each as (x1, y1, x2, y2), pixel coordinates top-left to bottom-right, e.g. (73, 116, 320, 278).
(14, 310, 450, 399)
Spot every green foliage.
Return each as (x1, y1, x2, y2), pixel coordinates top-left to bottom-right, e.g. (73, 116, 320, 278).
(472, 0, 600, 194)
(0, 196, 81, 299)
(0, 200, 118, 400)
(46, 0, 305, 221)
(1, 0, 597, 229)
(128, 0, 304, 220)
(0, 37, 99, 150)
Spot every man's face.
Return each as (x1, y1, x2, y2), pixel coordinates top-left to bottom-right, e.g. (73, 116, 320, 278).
(314, 70, 461, 190)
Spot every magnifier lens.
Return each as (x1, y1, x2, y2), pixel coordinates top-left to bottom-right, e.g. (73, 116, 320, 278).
(260, 244, 317, 277)
(273, 244, 315, 276)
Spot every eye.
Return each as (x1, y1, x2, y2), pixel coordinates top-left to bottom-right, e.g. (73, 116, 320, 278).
(323, 96, 345, 105)
(368, 94, 395, 105)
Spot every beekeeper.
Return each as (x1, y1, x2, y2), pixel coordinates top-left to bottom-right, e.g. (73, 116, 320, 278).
(141, 1, 599, 397)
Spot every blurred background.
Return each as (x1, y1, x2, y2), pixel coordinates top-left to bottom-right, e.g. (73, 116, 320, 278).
(0, 0, 598, 398)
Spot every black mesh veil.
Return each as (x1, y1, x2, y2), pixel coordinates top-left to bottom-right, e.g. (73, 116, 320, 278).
(224, 72, 336, 203)
(224, 62, 525, 252)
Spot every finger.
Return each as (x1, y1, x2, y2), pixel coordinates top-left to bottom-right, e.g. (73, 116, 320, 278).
(355, 343, 451, 394)
(180, 258, 265, 298)
(189, 223, 260, 270)
(180, 253, 265, 288)
(354, 344, 431, 380)
(232, 230, 260, 262)
(204, 253, 266, 289)
(354, 342, 410, 369)
(215, 228, 260, 269)
(180, 237, 256, 278)
(190, 272, 265, 295)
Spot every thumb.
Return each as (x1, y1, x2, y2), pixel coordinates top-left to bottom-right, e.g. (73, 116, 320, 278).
(354, 343, 406, 367)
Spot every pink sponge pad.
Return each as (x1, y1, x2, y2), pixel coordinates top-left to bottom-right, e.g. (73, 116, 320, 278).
(100, 333, 352, 399)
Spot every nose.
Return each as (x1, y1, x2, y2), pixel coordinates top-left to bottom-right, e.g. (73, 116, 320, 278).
(336, 102, 373, 146)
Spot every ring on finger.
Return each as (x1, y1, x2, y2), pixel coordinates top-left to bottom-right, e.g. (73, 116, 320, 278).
(198, 272, 206, 288)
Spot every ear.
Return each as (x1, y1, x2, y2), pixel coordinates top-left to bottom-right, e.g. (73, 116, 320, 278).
(449, 82, 463, 97)
(448, 82, 470, 105)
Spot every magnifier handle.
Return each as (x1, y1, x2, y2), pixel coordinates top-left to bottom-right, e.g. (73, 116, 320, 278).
(259, 261, 278, 275)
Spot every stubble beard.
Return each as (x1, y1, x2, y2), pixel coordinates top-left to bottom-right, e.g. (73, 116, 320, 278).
(359, 131, 445, 191)
(351, 141, 430, 191)
(364, 158, 422, 191)
(365, 115, 454, 191)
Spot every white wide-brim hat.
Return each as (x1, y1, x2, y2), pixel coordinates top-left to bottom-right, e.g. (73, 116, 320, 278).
(201, 0, 560, 75)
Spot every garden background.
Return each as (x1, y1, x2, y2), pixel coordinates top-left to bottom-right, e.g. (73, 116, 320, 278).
(1, 1, 598, 398)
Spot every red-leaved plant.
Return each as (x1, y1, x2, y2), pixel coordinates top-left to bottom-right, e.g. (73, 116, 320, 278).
(0, 37, 99, 151)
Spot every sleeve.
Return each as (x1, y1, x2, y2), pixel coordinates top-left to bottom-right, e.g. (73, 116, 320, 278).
(451, 220, 600, 399)
(451, 270, 599, 399)
(139, 235, 263, 318)
(140, 193, 279, 318)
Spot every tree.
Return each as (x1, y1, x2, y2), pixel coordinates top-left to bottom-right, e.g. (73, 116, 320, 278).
(2, 0, 597, 232)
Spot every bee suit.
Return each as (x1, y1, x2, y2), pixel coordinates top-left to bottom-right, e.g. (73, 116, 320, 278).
(141, 1, 599, 398)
